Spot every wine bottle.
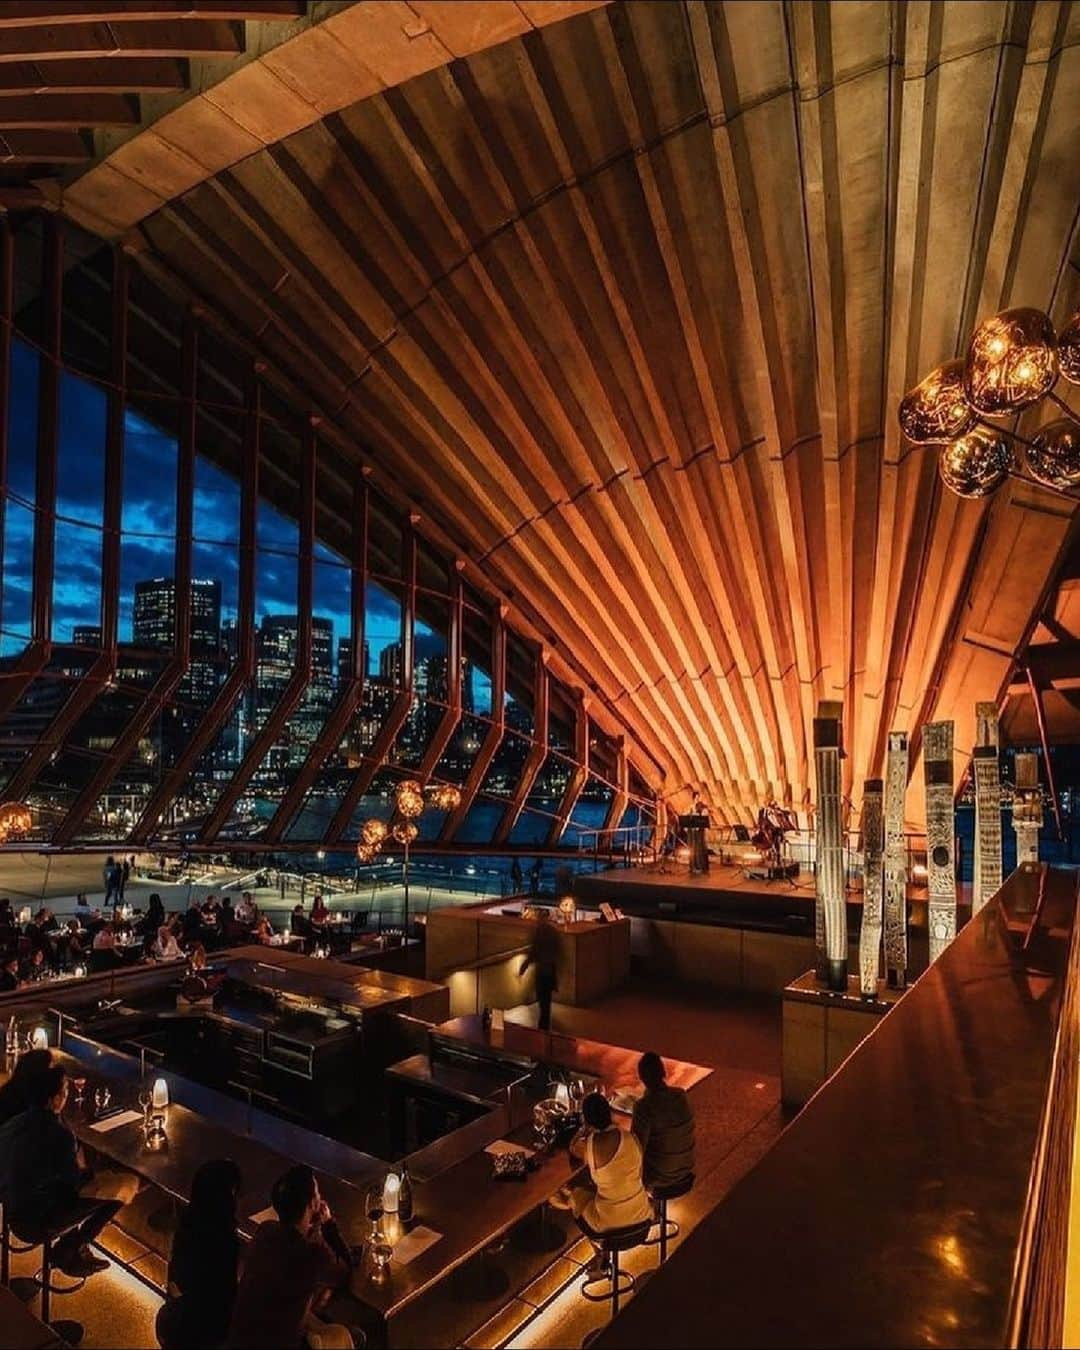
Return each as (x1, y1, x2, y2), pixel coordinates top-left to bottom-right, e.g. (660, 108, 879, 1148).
(398, 1164, 413, 1225)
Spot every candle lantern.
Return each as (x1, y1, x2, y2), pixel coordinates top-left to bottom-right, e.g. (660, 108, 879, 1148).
(151, 1077, 169, 1109)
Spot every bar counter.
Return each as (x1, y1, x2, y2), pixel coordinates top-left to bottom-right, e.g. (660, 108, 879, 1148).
(595, 864, 1080, 1349)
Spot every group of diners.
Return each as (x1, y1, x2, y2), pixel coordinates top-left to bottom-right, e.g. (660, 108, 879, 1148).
(0, 888, 288, 992)
(0, 1052, 363, 1349)
(554, 1051, 696, 1273)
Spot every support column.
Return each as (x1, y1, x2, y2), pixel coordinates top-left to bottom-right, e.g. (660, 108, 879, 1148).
(858, 779, 884, 998)
(972, 701, 1002, 914)
(923, 720, 956, 963)
(884, 731, 908, 989)
(1013, 751, 1042, 865)
(814, 701, 845, 990)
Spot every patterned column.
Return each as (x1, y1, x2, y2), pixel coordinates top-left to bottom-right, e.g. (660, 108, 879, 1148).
(1013, 751, 1042, 865)
(814, 701, 846, 990)
(884, 732, 909, 989)
(923, 721, 956, 963)
(972, 701, 1002, 913)
(858, 779, 884, 997)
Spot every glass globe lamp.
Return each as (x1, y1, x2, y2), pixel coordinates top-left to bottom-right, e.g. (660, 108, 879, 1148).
(0, 801, 32, 844)
(1057, 309, 1080, 386)
(427, 783, 461, 811)
(964, 308, 1057, 415)
(395, 780, 424, 819)
(938, 430, 1012, 499)
(361, 817, 388, 848)
(1025, 419, 1080, 490)
(392, 821, 419, 846)
(899, 360, 976, 443)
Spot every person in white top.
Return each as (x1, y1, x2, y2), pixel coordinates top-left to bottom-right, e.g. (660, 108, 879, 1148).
(554, 1092, 651, 1272)
(153, 924, 184, 961)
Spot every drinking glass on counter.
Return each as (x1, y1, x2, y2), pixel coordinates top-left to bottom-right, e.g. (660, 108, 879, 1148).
(93, 1085, 111, 1115)
(72, 1076, 87, 1108)
(365, 1184, 384, 1242)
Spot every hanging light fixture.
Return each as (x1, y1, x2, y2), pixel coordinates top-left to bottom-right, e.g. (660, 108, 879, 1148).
(1024, 419, 1080, 490)
(395, 780, 424, 819)
(1057, 311, 1080, 386)
(427, 783, 461, 812)
(0, 801, 32, 844)
(361, 817, 388, 848)
(898, 360, 976, 444)
(963, 308, 1058, 415)
(392, 821, 418, 846)
(938, 429, 1012, 499)
(900, 305, 1080, 499)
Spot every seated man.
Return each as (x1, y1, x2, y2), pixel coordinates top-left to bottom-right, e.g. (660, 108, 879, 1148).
(630, 1051, 695, 1192)
(0, 1066, 137, 1276)
(227, 1165, 355, 1349)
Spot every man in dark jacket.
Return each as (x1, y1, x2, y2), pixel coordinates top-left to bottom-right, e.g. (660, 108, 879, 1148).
(519, 911, 559, 1031)
(0, 1066, 127, 1276)
(631, 1051, 696, 1190)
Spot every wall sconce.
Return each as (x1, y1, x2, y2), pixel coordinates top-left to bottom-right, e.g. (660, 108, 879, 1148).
(151, 1077, 169, 1109)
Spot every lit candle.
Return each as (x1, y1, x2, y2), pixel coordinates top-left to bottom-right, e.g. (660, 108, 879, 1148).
(554, 1081, 570, 1108)
(383, 1172, 400, 1215)
(30, 1026, 48, 1050)
(151, 1077, 169, 1109)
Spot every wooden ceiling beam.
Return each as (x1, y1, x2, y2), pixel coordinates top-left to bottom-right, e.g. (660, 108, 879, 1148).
(0, 92, 138, 127)
(0, 19, 244, 62)
(0, 57, 186, 93)
(0, 128, 89, 161)
(0, 3, 300, 22)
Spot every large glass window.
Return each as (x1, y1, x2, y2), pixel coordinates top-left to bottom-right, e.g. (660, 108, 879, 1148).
(1, 340, 38, 656)
(52, 372, 105, 644)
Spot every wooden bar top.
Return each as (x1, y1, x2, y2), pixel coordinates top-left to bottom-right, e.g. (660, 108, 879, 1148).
(432, 1015, 713, 1096)
(596, 865, 1080, 1350)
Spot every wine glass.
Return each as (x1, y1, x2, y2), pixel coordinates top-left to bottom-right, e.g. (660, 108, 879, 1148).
(138, 1085, 152, 1125)
(93, 1085, 111, 1115)
(370, 1234, 393, 1280)
(365, 1185, 384, 1244)
(72, 1076, 87, 1108)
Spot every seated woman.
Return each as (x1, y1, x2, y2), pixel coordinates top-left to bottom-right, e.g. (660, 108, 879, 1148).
(160, 1158, 241, 1350)
(153, 924, 185, 962)
(252, 915, 275, 945)
(139, 893, 166, 940)
(310, 894, 329, 927)
(555, 1093, 652, 1270)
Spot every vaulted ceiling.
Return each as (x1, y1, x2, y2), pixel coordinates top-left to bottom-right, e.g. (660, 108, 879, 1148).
(53, 0, 1080, 826)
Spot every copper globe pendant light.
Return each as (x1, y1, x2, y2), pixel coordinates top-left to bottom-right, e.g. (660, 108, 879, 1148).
(900, 304, 1080, 500)
(899, 360, 976, 444)
(938, 429, 1012, 499)
(963, 308, 1058, 415)
(1025, 419, 1080, 490)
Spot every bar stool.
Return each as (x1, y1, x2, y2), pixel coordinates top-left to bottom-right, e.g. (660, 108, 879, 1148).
(578, 1216, 652, 1318)
(646, 1172, 694, 1265)
(1, 1206, 88, 1345)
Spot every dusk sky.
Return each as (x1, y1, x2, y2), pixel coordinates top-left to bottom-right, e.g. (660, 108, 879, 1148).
(2, 339, 409, 663)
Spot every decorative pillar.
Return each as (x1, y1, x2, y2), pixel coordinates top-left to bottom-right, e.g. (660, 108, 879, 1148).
(923, 720, 956, 963)
(972, 701, 1002, 913)
(814, 701, 846, 990)
(884, 732, 909, 989)
(1013, 751, 1042, 865)
(858, 779, 884, 998)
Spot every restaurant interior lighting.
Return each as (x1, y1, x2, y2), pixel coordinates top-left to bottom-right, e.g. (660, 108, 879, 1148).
(899, 305, 1080, 499)
(395, 780, 425, 819)
(151, 1077, 169, 1109)
(31, 1025, 48, 1050)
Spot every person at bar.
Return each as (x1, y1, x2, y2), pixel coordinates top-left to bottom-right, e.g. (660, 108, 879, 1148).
(139, 893, 166, 940)
(631, 1051, 695, 1190)
(0, 952, 21, 993)
(160, 1158, 242, 1350)
(519, 908, 560, 1031)
(555, 1092, 651, 1271)
(0, 1066, 137, 1277)
(153, 924, 185, 962)
(226, 1165, 357, 1350)
(0, 1048, 53, 1125)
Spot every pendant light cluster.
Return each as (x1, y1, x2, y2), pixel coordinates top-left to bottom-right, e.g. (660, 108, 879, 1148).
(355, 779, 461, 863)
(899, 307, 1080, 498)
(0, 801, 32, 843)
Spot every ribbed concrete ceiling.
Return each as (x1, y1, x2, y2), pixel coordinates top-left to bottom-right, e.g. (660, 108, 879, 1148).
(58, 0, 1080, 826)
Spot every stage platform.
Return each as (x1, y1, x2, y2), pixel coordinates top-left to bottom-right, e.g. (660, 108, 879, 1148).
(574, 862, 971, 994)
